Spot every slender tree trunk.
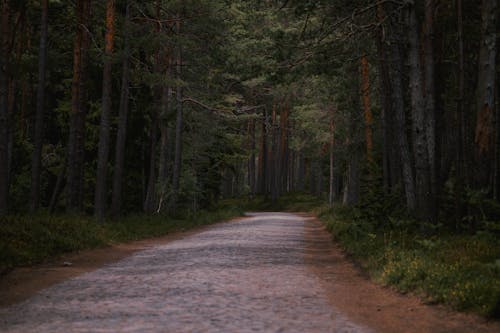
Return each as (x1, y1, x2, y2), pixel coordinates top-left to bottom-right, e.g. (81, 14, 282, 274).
(389, 14, 416, 210)
(343, 147, 360, 205)
(29, 0, 49, 212)
(67, 0, 91, 213)
(329, 108, 335, 206)
(49, 162, 66, 213)
(94, 0, 115, 221)
(424, 0, 437, 218)
(157, 60, 173, 213)
(474, 0, 497, 189)
(455, 0, 466, 217)
(408, 3, 432, 219)
(377, 3, 394, 190)
(0, 0, 9, 216)
(297, 151, 305, 191)
(171, 17, 183, 212)
(144, 1, 162, 214)
(270, 105, 278, 202)
(248, 118, 256, 197)
(361, 55, 373, 162)
(111, 1, 131, 217)
(257, 111, 267, 194)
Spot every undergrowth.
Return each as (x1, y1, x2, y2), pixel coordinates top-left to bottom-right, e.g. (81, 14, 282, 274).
(316, 205, 500, 318)
(0, 203, 243, 274)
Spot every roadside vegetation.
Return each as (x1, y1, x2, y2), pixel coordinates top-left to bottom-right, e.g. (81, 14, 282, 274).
(0, 204, 243, 275)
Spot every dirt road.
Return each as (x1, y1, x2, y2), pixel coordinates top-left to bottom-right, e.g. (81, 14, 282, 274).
(0, 212, 498, 332)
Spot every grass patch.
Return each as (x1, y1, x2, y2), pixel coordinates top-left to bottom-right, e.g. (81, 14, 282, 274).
(0, 202, 243, 274)
(317, 205, 500, 319)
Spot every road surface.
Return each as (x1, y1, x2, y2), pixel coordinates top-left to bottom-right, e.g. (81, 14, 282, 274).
(0, 212, 371, 332)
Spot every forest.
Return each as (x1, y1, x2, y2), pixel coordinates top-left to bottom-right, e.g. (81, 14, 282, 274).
(0, 0, 499, 320)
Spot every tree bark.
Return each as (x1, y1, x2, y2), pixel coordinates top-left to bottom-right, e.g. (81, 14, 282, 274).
(111, 1, 131, 217)
(424, 0, 437, 218)
(171, 16, 183, 213)
(67, 0, 91, 213)
(361, 55, 373, 162)
(408, 3, 432, 219)
(329, 108, 335, 206)
(474, 0, 497, 188)
(94, 0, 115, 221)
(389, 11, 416, 211)
(157, 58, 173, 213)
(0, 0, 9, 215)
(257, 111, 267, 194)
(29, 0, 49, 212)
(248, 118, 256, 197)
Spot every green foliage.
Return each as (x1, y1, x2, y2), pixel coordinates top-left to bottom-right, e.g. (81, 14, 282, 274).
(0, 203, 243, 275)
(317, 205, 500, 318)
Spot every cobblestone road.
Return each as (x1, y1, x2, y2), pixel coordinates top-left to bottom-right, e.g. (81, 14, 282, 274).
(0, 212, 372, 333)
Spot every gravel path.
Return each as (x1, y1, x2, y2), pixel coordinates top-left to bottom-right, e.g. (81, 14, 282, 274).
(0, 212, 372, 333)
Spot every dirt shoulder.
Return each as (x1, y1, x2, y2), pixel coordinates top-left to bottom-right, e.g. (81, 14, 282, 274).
(0, 221, 236, 308)
(303, 214, 500, 333)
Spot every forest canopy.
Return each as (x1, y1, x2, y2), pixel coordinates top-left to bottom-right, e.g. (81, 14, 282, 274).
(0, 0, 498, 227)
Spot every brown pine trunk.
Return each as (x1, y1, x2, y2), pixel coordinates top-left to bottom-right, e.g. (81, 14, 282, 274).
(29, 0, 49, 212)
(361, 55, 373, 162)
(408, 3, 432, 219)
(474, 0, 497, 188)
(94, 0, 115, 221)
(111, 1, 131, 217)
(67, 0, 91, 213)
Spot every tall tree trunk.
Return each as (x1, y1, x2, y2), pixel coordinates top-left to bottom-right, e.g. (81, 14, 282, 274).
(455, 0, 466, 217)
(270, 105, 278, 202)
(329, 108, 335, 206)
(257, 111, 267, 194)
(67, 0, 91, 213)
(361, 55, 373, 162)
(424, 0, 437, 218)
(343, 146, 360, 205)
(389, 12, 416, 210)
(94, 0, 115, 221)
(377, 3, 394, 190)
(144, 1, 162, 214)
(111, 1, 131, 217)
(30, 0, 49, 212)
(171, 16, 183, 213)
(157, 59, 173, 213)
(408, 3, 432, 219)
(474, 0, 497, 187)
(0, 0, 9, 215)
(248, 118, 256, 197)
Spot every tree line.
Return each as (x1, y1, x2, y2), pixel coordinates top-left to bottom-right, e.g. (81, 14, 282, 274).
(0, 0, 498, 226)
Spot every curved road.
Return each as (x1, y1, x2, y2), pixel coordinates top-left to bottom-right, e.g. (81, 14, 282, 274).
(0, 212, 371, 333)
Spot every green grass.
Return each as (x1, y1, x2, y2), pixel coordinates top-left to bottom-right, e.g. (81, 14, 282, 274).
(0, 202, 244, 274)
(315, 205, 500, 319)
